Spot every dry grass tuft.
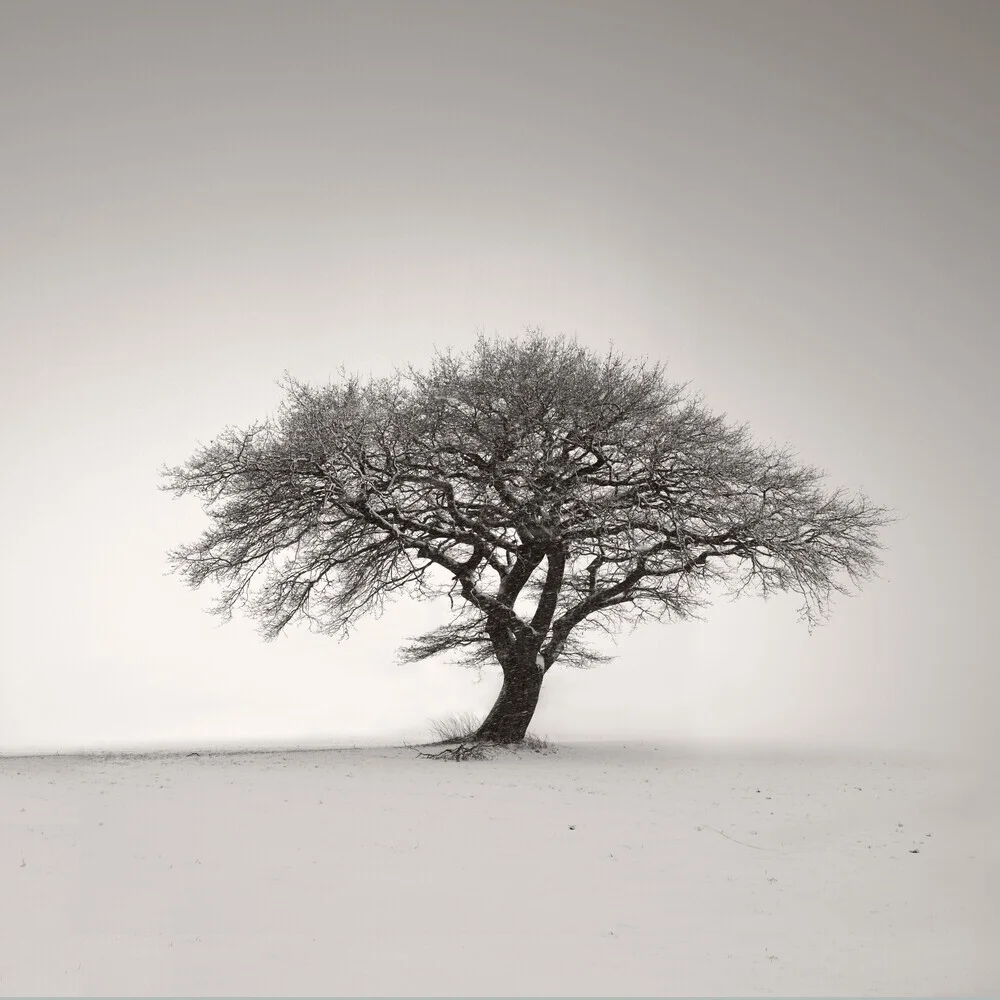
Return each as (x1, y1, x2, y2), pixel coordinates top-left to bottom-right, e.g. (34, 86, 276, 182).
(426, 711, 482, 744)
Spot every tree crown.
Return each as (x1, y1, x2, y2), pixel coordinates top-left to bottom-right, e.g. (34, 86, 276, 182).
(163, 332, 893, 672)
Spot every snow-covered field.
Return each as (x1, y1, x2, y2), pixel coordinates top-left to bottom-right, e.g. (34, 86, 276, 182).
(1, 741, 996, 997)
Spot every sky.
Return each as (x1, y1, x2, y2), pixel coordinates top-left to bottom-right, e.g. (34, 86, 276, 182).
(1, 0, 997, 757)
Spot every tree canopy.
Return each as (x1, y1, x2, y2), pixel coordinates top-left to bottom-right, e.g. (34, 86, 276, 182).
(162, 332, 893, 742)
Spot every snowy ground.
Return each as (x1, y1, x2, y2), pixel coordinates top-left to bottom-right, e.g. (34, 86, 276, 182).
(1, 741, 996, 997)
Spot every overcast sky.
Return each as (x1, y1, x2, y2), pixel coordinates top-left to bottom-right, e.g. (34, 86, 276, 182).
(2, 0, 997, 757)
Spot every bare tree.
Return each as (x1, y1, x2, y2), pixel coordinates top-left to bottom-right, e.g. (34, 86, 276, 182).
(162, 332, 894, 743)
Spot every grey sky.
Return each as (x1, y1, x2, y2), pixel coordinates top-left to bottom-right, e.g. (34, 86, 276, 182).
(2, 1, 997, 756)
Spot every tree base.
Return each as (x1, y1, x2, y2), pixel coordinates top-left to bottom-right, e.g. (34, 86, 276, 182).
(472, 669, 544, 744)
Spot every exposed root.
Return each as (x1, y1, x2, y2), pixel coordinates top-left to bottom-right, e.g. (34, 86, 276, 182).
(417, 742, 495, 761)
(415, 735, 555, 761)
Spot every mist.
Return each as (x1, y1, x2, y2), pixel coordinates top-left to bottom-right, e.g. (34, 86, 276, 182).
(2, 1, 997, 759)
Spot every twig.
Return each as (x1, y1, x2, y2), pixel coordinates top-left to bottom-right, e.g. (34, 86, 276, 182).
(696, 825, 775, 851)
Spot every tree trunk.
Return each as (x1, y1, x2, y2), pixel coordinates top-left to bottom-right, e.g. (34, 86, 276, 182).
(473, 658, 544, 743)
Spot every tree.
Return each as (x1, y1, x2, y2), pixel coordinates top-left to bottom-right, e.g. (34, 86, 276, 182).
(162, 332, 893, 744)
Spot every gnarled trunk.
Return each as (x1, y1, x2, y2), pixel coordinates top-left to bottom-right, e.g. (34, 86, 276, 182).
(473, 656, 544, 743)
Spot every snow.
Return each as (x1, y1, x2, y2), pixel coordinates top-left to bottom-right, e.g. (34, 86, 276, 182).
(2, 741, 996, 996)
